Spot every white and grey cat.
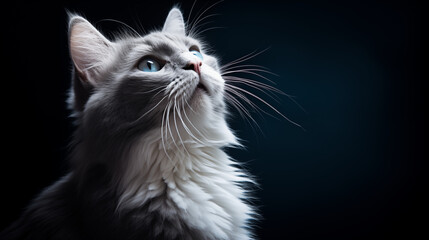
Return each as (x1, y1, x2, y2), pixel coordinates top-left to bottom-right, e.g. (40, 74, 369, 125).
(1, 8, 258, 240)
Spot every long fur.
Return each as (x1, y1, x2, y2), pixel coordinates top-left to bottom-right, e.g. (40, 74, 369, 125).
(1, 7, 257, 240)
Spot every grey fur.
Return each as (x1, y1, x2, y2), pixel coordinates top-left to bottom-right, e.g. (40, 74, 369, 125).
(1, 8, 254, 240)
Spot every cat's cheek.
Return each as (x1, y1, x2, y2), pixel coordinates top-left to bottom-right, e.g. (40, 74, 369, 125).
(203, 55, 220, 72)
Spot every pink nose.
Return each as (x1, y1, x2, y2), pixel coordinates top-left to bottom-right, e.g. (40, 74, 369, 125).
(183, 60, 202, 74)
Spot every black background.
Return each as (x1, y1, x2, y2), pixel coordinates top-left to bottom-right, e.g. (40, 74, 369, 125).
(1, 0, 426, 239)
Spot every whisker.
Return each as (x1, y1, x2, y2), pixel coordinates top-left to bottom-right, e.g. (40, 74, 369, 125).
(184, 98, 196, 114)
(223, 69, 277, 84)
(221, 64, 270, 72)
(220, 48, 270, 70)
(223, 76, 282, 92)
(193, 13, 220, 28)
(177, 98, 206, 145)
(189, 20, 214, 34)
(183, 98, 212, 144)
(132, 85, 167, 95)
(224, 91, 263, 134)
(188, 0, 224, 36)
(189, 14, 220, 36)
(224, 91, 254, 121)
(195, 26, 225, 36)
(133, 17, 147, 35)
(173, 97, 191, 159)
(129, 95, 168, 125)
(225, 85, 272, 119)
(161, 101, 175, 169)
(222, 68, 278, 77)
(221, 51, 259, 70)
(96, 19, 141, 37)
(189, 21, 219, 38)
(224, 76, 307, 114)
(165, 101, 179, 150)
(226, 84, 304, 129)
(225, 77, 288, 99)
(225, 77, 307, 114)
(187, 0, 198, 26)
(224, 76, 284, 102)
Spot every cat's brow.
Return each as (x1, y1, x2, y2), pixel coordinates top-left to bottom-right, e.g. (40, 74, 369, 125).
(140, 34, 197, 56)
(138, 35, 183, 56)
(150, 42, 177, 55)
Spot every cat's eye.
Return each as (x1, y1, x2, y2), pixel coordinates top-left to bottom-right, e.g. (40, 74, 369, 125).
(189, 47, 203, 60)
(138, 58, 162, 72)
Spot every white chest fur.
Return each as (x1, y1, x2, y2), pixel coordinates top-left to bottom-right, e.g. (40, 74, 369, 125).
(118, 128, 254, 240)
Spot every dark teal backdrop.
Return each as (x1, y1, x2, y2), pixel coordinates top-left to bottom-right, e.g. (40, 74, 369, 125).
(1, 0, 425, 239)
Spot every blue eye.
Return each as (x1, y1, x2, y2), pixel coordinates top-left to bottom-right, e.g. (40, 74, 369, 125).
(190, 50, 203, 60)
(138, 58, 162, 72)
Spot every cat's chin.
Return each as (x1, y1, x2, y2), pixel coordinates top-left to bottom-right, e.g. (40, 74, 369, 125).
(188, 85, 211, 110)
(193, 87, 209, 100)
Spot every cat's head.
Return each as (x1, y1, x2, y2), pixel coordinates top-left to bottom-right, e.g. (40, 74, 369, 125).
(68, 8, 237, 148)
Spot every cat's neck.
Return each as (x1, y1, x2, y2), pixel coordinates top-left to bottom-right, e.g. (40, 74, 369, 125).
(117, 122, 240, 208)
(114, 125, 252, 239)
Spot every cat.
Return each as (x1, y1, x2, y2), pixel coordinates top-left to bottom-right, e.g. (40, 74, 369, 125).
(1, 7, 259, 240)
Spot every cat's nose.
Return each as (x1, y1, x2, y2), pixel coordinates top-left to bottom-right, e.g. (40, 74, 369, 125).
(183, 60, 202, 75)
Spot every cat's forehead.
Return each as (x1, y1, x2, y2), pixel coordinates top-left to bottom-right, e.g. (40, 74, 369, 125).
(133, 32, 200, 53)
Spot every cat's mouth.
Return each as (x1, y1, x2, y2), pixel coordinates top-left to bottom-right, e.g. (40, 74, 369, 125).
(196, 82, 209, 94)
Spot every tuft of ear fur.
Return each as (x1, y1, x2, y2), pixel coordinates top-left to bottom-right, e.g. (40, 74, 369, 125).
(162, 8, 186, 36)
(68, 14, 112, 85)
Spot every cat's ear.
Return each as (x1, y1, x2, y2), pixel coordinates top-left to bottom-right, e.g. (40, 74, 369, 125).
(162, 8, 186, 36)
(68, 15, 113, 85)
